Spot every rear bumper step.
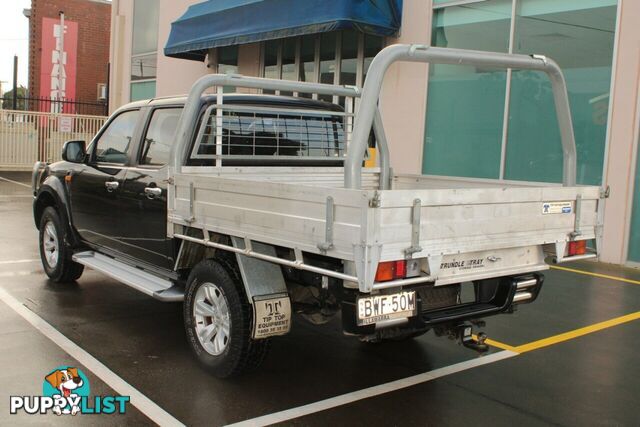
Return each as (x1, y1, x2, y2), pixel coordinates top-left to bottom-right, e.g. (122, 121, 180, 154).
(72, 251, 184, 302)
(419, 273, 544, 327)
(341, 273, 544, 335)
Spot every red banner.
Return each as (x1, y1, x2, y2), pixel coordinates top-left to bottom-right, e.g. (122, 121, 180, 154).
(39, 17, 78, 113)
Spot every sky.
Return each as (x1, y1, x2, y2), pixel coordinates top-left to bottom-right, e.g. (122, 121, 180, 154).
(0, 0, 32, 95)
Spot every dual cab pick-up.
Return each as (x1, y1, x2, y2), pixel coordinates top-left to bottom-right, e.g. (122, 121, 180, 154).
(33, 45, 603, 377)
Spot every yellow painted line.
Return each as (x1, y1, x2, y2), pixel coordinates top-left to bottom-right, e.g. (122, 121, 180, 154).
(514, 311, 640, 354)
(471, 334, 519, 352)
(550, 265, 640, 285)
(485, 338, 519, 352)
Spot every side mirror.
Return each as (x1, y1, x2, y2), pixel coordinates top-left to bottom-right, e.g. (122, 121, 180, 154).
(61, 140, 86, 163)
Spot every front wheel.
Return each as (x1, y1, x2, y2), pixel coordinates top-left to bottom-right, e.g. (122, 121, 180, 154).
(38, 207, 84, 282)
(183, 259, 270, 378)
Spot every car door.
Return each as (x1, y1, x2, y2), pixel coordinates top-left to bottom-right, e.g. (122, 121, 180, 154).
(69, 109, 141, 253)
(118, 106, 183, 270)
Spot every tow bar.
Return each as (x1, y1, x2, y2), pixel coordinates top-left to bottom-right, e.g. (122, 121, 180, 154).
(459, 323, 489, 353)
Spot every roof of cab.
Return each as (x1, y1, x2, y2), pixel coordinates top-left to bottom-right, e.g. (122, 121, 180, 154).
(117, 93, 343, 112)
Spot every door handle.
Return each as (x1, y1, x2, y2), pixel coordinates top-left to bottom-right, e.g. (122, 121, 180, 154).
(144, 187, 162, 199)
(105, 181, 119, 192)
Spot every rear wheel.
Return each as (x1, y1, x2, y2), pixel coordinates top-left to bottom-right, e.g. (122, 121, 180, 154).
(38, 207, 84, 282)
(183, 259, 270, 378)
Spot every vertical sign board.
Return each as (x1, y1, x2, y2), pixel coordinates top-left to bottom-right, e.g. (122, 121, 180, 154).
(39, 17, 78, 114)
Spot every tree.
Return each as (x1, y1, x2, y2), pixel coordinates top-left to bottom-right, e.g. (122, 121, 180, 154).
(2, 86, 29, 110)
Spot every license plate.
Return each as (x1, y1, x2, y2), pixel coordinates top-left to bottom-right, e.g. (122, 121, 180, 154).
(357, 291, 417, 326)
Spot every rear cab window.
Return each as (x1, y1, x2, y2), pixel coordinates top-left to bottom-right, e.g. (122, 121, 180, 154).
(187, 102, 348, 167)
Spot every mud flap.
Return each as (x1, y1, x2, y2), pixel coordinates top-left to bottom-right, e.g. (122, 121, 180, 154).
(252, 293, 292, 339)
(230, 237, 291, 339)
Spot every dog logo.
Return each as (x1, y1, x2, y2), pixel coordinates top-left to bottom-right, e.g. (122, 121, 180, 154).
(43, 366, 90, 416)
(10, 365, 129, 416)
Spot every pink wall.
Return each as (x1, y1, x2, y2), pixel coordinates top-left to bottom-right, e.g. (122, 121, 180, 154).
(380, 0, 431, 175)
(601, 0, 640, 264)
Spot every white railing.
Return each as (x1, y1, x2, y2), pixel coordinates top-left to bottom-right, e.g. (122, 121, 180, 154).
(0, 109, 106, 170)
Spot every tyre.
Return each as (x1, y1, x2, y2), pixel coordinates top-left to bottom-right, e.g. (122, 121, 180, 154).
(183, 259, 270, 378)
(38, 207, 84, 282)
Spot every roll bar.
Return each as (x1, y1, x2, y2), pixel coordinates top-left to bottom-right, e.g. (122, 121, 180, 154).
(345, 44, 578, 188)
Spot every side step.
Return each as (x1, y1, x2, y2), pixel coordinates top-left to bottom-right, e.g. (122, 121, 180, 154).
(72, 251, 184, 302)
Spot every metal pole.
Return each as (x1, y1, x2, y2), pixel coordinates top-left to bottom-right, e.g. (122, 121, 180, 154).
(345, 44, 578, 189)
(105, 63, 110, 115)
(12, 55, 18, 110)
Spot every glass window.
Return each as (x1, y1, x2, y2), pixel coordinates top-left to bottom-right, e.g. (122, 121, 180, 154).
(281, 38, 297, 96)
(94, 110, 140, 164)
(319, 33, 337, 101)
(192, 109, 346, 161)
(504, 1, 617, 185)
(423, 0, 512, 179)
(131, 0, 158, 102)
(340, 31, 358, 87)
(263, 40, 279, 80)
(263, 40, 279, 95)
(132, 0, 159, 55)
(319, 33, 337, 84)
(300, 35, 316, 83)
(363, 34, 383, 84)
(131, 54, 157, 81)
(299, 35, 316, 98)
(216, 46, 239, 93)
(218, 46, 239, 75)
(281, 38, 297, 81)
(130, 81, 156, 101)
(139, 108, 182, 166)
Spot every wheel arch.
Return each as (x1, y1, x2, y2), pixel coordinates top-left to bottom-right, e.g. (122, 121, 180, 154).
(34, 190, 57, 228)
(174, 231, 288, 305)
(33, 177, 79, 247)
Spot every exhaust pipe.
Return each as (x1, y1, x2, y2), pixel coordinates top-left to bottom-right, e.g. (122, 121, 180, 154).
(513, 291, 533, 303)
(516, 278, 537, 290)
(512, 275, 542, 304)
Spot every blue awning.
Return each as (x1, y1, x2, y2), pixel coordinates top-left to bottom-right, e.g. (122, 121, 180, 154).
(165, 0, 403, 61)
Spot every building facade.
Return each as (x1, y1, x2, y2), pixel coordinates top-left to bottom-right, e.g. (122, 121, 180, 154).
(27, 0, 111, 114)
(109, 0, 640, 268)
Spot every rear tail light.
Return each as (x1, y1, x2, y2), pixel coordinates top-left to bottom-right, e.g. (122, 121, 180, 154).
(568, 240, 587, 256)
(375, 260, 407, 282)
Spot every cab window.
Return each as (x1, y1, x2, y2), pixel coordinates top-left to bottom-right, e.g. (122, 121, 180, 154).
(93, 110, 140, 164)
(139, 108, 183, 167)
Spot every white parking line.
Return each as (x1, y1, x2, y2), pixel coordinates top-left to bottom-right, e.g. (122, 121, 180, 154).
(227, 350, 518, 427)
(0, 175, 31, 188)
(0, 286, 185, 427)
(0, 271, 33, 277)
(0, 259, 39, 265)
